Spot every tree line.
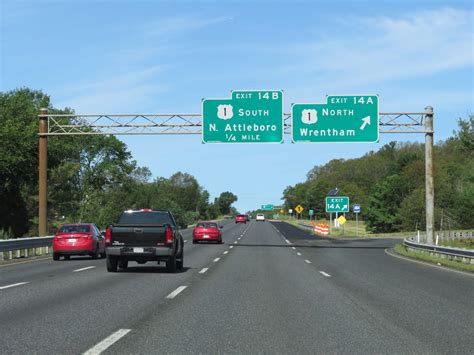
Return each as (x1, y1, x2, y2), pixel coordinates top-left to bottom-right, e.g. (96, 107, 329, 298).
(282, 116, 473, 233)
(0, 88, 238, 237)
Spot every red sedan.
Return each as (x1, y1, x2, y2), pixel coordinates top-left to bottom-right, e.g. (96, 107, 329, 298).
(235, 215, 247, 224)
(193, 221, 223, 244)
(52, 223, 106, 260)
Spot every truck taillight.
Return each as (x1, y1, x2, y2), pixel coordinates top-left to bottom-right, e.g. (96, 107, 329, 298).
(166, 226, 173, 244)
(105, 226, 112, 244)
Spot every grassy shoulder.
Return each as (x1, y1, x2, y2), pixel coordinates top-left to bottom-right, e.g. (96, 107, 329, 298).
(439, 239, 474, 249)
(393, 243, 474, 273)
(285, 218, 408, 238)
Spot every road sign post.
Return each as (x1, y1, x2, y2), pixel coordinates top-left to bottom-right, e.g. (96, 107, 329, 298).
(292, 95, 379, 143)
(203, 90, 284, 143)
(353, 204, 361, 237)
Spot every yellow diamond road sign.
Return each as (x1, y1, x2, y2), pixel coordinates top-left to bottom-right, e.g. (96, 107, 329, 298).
(295, 205, 304, 214)
(337, 215, 347, 225)
(280, 209, 284, 214)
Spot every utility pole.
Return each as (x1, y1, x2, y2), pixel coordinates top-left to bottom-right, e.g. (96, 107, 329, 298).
(425, 106, 434, 244)
(38, 108, 48, 236)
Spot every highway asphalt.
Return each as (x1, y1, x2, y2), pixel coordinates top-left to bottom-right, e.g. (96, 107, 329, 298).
(0, 220, 472, 354)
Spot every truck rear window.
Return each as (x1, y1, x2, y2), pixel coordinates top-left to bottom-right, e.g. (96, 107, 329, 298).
(118, 211, 173, 225)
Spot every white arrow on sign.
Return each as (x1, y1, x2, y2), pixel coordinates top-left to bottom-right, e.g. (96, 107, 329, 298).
(360, 116, 371, 130)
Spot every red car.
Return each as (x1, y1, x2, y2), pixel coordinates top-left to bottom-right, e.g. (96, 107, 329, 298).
(52, 223, 106, 260)
(193, 221, 223, 244)
(235, 215, 247, 224)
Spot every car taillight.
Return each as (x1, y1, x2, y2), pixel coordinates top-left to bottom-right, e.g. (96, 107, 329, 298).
(166, 226, 173, 244)
(105, 226, 112, 244)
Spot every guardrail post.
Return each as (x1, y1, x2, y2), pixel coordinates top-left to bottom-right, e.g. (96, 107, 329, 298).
(39, 108, 48, 236)
(425, 106, 434, 245)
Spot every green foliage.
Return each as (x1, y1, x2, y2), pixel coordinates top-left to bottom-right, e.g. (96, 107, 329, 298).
(282, 116, 474, 233)
(0, 88, 238, 236)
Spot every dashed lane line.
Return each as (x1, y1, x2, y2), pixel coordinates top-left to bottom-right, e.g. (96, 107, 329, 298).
(199, 268, 209, 274)
(234, 241, 238, 244)
(292, 247, 296, 250)
(223, 251, 229, 255)
(230, 246, 234, 249)
(83, 329, 131, 355)
(297, 252, 302, 256)
(73, 266, 96, 272)
(305, 259, 312, 264)
(0, 282, 29, 290)
(319, 271, 331, 277)
(213, 258, 221, 262)
(166, 286, 188, 299)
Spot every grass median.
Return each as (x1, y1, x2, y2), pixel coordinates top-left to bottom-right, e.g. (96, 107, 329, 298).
(393, 243, 474, 273)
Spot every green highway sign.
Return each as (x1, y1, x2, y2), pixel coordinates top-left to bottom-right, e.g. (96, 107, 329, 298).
(308, 209, 314, 216)
(292, 95, 379, 143)
(261, 204, 274, 211)
(326, 196, 350, 213)
(203, 90, 284, 143)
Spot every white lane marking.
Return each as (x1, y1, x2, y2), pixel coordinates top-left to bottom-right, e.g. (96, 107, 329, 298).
(199, 268, 209, 274)
(238, 238, 241, 240)
(166, 286, 187, 299)
(0, 282, 29, 290)
(297, 252, 302, 256)
(305, 259, 312, 264)
(213, 258, 220, 262)
(292, 247, 296, 250)
(230, 246, 234, 249)
(285, 239, 291, 244)
(319, 271, 331, 277)
(234, 241, 238, 244)
(184, 240, 188, 243)
(223, 251, 229, 255)
(73, 266, 96, 273)
(83, 328, 131, 355)
(240, 234, 243, 237)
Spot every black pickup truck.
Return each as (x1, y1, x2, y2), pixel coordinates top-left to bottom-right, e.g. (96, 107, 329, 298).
(105, 209, 184, 273)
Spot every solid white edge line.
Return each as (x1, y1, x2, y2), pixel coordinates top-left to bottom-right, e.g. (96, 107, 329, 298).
(305, 259, 311, 264)
(83, 328, 131, 355)
(319, 271, 331, 277)
(297, 252, 302, 256)
(0, 282, 29, 290)
(73, 266, 96, 272)
(213, 258, 220, 262)
(223, 251, 229, 255)
(166, 286, 187, 299)
(199, 268, 209, 274)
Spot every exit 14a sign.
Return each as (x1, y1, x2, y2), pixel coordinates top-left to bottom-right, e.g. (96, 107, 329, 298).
(292, 95, 379, 143)
(202, 90, 284, 143)
(326, 197, 350, 213)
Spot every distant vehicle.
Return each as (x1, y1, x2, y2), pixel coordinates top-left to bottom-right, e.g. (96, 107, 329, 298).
(193, 221, 223, 244)
(256, 214, 265, 222)
(247, 214, 251, 221)
(53, 223, 106, 260)
(235, 214, 247, 224)
(105, 209, 184, 273)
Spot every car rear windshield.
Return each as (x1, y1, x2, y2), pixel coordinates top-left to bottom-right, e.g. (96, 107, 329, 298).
(118, 211, 173, 225)
(196, 222, 218, 228)
(59, 225, 90, 233)
(237, 215, 246, 218)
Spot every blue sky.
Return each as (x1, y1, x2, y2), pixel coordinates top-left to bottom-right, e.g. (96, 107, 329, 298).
(1, 0, 473, 213)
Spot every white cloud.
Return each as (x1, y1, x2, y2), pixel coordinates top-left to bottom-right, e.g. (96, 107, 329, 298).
(282, 7, 473, 87)
(55, 66, 170, 113)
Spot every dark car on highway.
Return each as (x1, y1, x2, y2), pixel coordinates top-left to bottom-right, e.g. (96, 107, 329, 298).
(52, 223, 106, 260)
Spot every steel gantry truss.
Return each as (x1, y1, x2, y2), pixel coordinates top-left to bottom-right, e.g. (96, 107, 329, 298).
(38, 107, 435, 245)
(41, 111, 432, 135)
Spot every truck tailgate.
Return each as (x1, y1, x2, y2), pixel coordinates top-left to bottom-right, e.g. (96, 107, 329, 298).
(112, 225, 167, 246)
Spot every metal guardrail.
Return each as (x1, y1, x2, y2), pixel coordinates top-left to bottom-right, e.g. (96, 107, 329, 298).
(404, 237, 474, 264)
(0, 236, 54, 261)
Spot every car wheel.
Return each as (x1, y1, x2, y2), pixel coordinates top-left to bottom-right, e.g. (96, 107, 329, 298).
(53, 253, 60, 261)
(64, 255, 70, 260)
(100, 251, 106, 258)
(92, 246, 100, 259)
(106, 256, 118, 272)
(166, 255, 177, 273)
(118, 259, 128, 270)
(176, 249, 184, 270)
(192, 240, 198, 244)
(217, 239, 223, 244)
